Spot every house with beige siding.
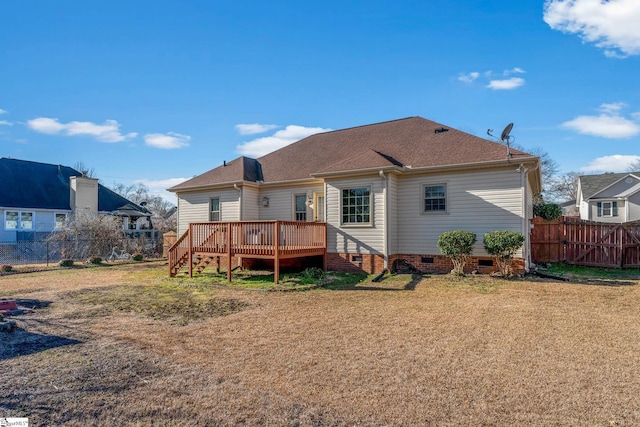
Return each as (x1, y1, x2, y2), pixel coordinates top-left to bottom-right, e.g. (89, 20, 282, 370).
(168, 117, 541, 276)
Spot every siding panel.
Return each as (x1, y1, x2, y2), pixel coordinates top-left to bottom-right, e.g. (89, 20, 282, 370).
(396, 168, 524, 256)
(326, 175, 385, 254)
(259, 185, 323, 221)
(177, 189, 240, 235)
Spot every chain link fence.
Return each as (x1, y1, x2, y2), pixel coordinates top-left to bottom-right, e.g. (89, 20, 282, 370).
(0, 236, 163, 267)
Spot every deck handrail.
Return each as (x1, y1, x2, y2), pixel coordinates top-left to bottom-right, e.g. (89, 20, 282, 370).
(168, 221, 327, 281)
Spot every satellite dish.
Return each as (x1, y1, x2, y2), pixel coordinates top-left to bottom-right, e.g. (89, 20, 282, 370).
(500, 122, 514, 142)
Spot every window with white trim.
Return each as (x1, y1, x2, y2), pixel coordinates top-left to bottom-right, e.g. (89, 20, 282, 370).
(4, 211, 34, 230)
(423, 184, 447, 213)
(294, 194, 307, 221)
(597, 201, 618, 217)
(55, 213, 67, 229)
(341, 187, 371, 224)
(209, 198, 220, 221)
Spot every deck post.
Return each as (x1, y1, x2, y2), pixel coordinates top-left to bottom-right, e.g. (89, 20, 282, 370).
(274, 221, 280, 284)
(227, 223, 233, 282)
(188, 223, 193, 278)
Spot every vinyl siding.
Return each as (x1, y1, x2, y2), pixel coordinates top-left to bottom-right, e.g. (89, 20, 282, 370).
(589, 200, 626, 223)
(259, 184, 324, 221)
(596, 177, 640, 199)
(176, 189, 240, 235)
(629, 192, 640, 221)
(326, 175, 385, 254)
(241, 186, 260, 220)
(1, 209, 68, 242)
(396, 168, 524, 257)
(387, 173, 399, 255)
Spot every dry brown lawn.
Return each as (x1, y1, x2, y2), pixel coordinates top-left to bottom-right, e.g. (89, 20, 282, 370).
(2, 262, 640, 426)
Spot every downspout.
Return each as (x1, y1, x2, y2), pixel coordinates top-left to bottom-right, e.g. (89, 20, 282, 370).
(234, 183, 243, 269)
(521, 163, 540, 271)
(379, 170, 389, 270)
(233, 183, 242, 220)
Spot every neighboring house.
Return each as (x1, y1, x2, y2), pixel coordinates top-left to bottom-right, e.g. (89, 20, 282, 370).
(576, 172, 640, 223)
(559, 200, 579, 217)
(168, 116, 542, 274)
(0, 158, 153, 242)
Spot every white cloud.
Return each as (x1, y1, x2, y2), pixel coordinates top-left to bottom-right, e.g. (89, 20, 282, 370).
(0, 108, 7, 114)
(504, 67, 526, 75)
(487, 77, 526, 90)
(134, 177, 188, 203)
(561, 103, 640, 138)
(0, 120, 12, 126)
(458, 72, 480, 83)
(236, 125, 332, 157)
(580, 154, 640, 172)
(144, 132, 190, 149)
(235, 123, 279, 135)
(544, 0, 640, 57)
(27, 117, 137, 142)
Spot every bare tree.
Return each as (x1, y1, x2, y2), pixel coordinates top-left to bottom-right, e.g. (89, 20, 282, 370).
(47, 212, 124, 259)
(109, 182, 176, 232)
(73, 161, 96, 178)
(627, 159, 640, 172)
(546, 171, 581, 202)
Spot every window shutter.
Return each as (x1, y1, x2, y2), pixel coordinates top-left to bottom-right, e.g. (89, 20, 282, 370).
(613, 201, 618, 217)
(597, 202, 602, 217)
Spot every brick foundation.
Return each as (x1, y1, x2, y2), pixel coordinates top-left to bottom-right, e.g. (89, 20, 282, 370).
(327, 252, 526, 275)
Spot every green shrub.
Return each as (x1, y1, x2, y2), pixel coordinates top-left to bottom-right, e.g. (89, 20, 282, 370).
(132, 253, 144, 262)
(534, 203, 562, 221)
(59, 259, 74, 268)
(483, 231, 525, 277)
(1, 264, 12, 273)
(89, 256, 102, 265)
(301, 267, 325, 281)
(437, 230, 477, 275)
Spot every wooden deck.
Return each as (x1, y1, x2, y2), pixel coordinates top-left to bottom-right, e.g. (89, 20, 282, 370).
(167, 221, 327, 283)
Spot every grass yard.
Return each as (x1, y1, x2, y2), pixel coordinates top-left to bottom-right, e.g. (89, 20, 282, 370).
(2, 262, 640, 426)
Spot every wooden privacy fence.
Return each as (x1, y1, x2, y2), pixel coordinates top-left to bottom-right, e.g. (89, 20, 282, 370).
(531, 216, 640, 268)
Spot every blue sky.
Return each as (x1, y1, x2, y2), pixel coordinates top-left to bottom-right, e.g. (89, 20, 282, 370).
(2, 0, 639, 202)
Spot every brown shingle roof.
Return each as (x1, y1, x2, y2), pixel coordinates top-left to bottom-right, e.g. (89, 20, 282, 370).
(170, 156, 262, 191)
(170, 116, 536, 191)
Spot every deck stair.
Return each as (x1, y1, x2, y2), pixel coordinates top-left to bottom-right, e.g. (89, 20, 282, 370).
(167, 221, 326, 284)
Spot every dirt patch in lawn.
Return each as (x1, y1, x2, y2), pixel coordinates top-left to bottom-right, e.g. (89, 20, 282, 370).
(2, 263, 640, 426)
(62, 284, 249, 325)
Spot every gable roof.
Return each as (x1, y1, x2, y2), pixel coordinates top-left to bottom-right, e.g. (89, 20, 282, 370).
(0, 158, 150, 215)
(579, 172, 640, 200)
(170, 116, 538, 191)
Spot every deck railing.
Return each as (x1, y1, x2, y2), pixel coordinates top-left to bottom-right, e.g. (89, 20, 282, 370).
(168, 221, 326, 281)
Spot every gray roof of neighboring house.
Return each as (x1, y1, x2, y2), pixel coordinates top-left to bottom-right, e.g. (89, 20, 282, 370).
(170, 116, 538, 191)
(579, 172, 640, 199)
(0, 157, 151, 216)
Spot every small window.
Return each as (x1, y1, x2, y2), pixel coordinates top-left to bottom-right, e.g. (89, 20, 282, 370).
(20, 212, 33, 229)
(210, 198, 220, 221)
(421, 257, 434, 264)
(597, 201, 618, 217)
(341, 187, 371, 224)
(294, 194, 307, 221)
(478, 259, 494, 267)
(55, 213, 67, 229)
(5, 211, 18, 230)
(424, 184, 447, 213)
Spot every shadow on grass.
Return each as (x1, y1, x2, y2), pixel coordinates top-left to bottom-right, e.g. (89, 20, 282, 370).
(324, 273, 425, 291)
(14, 298, 52, 309)
(0, 329, 81, 360)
